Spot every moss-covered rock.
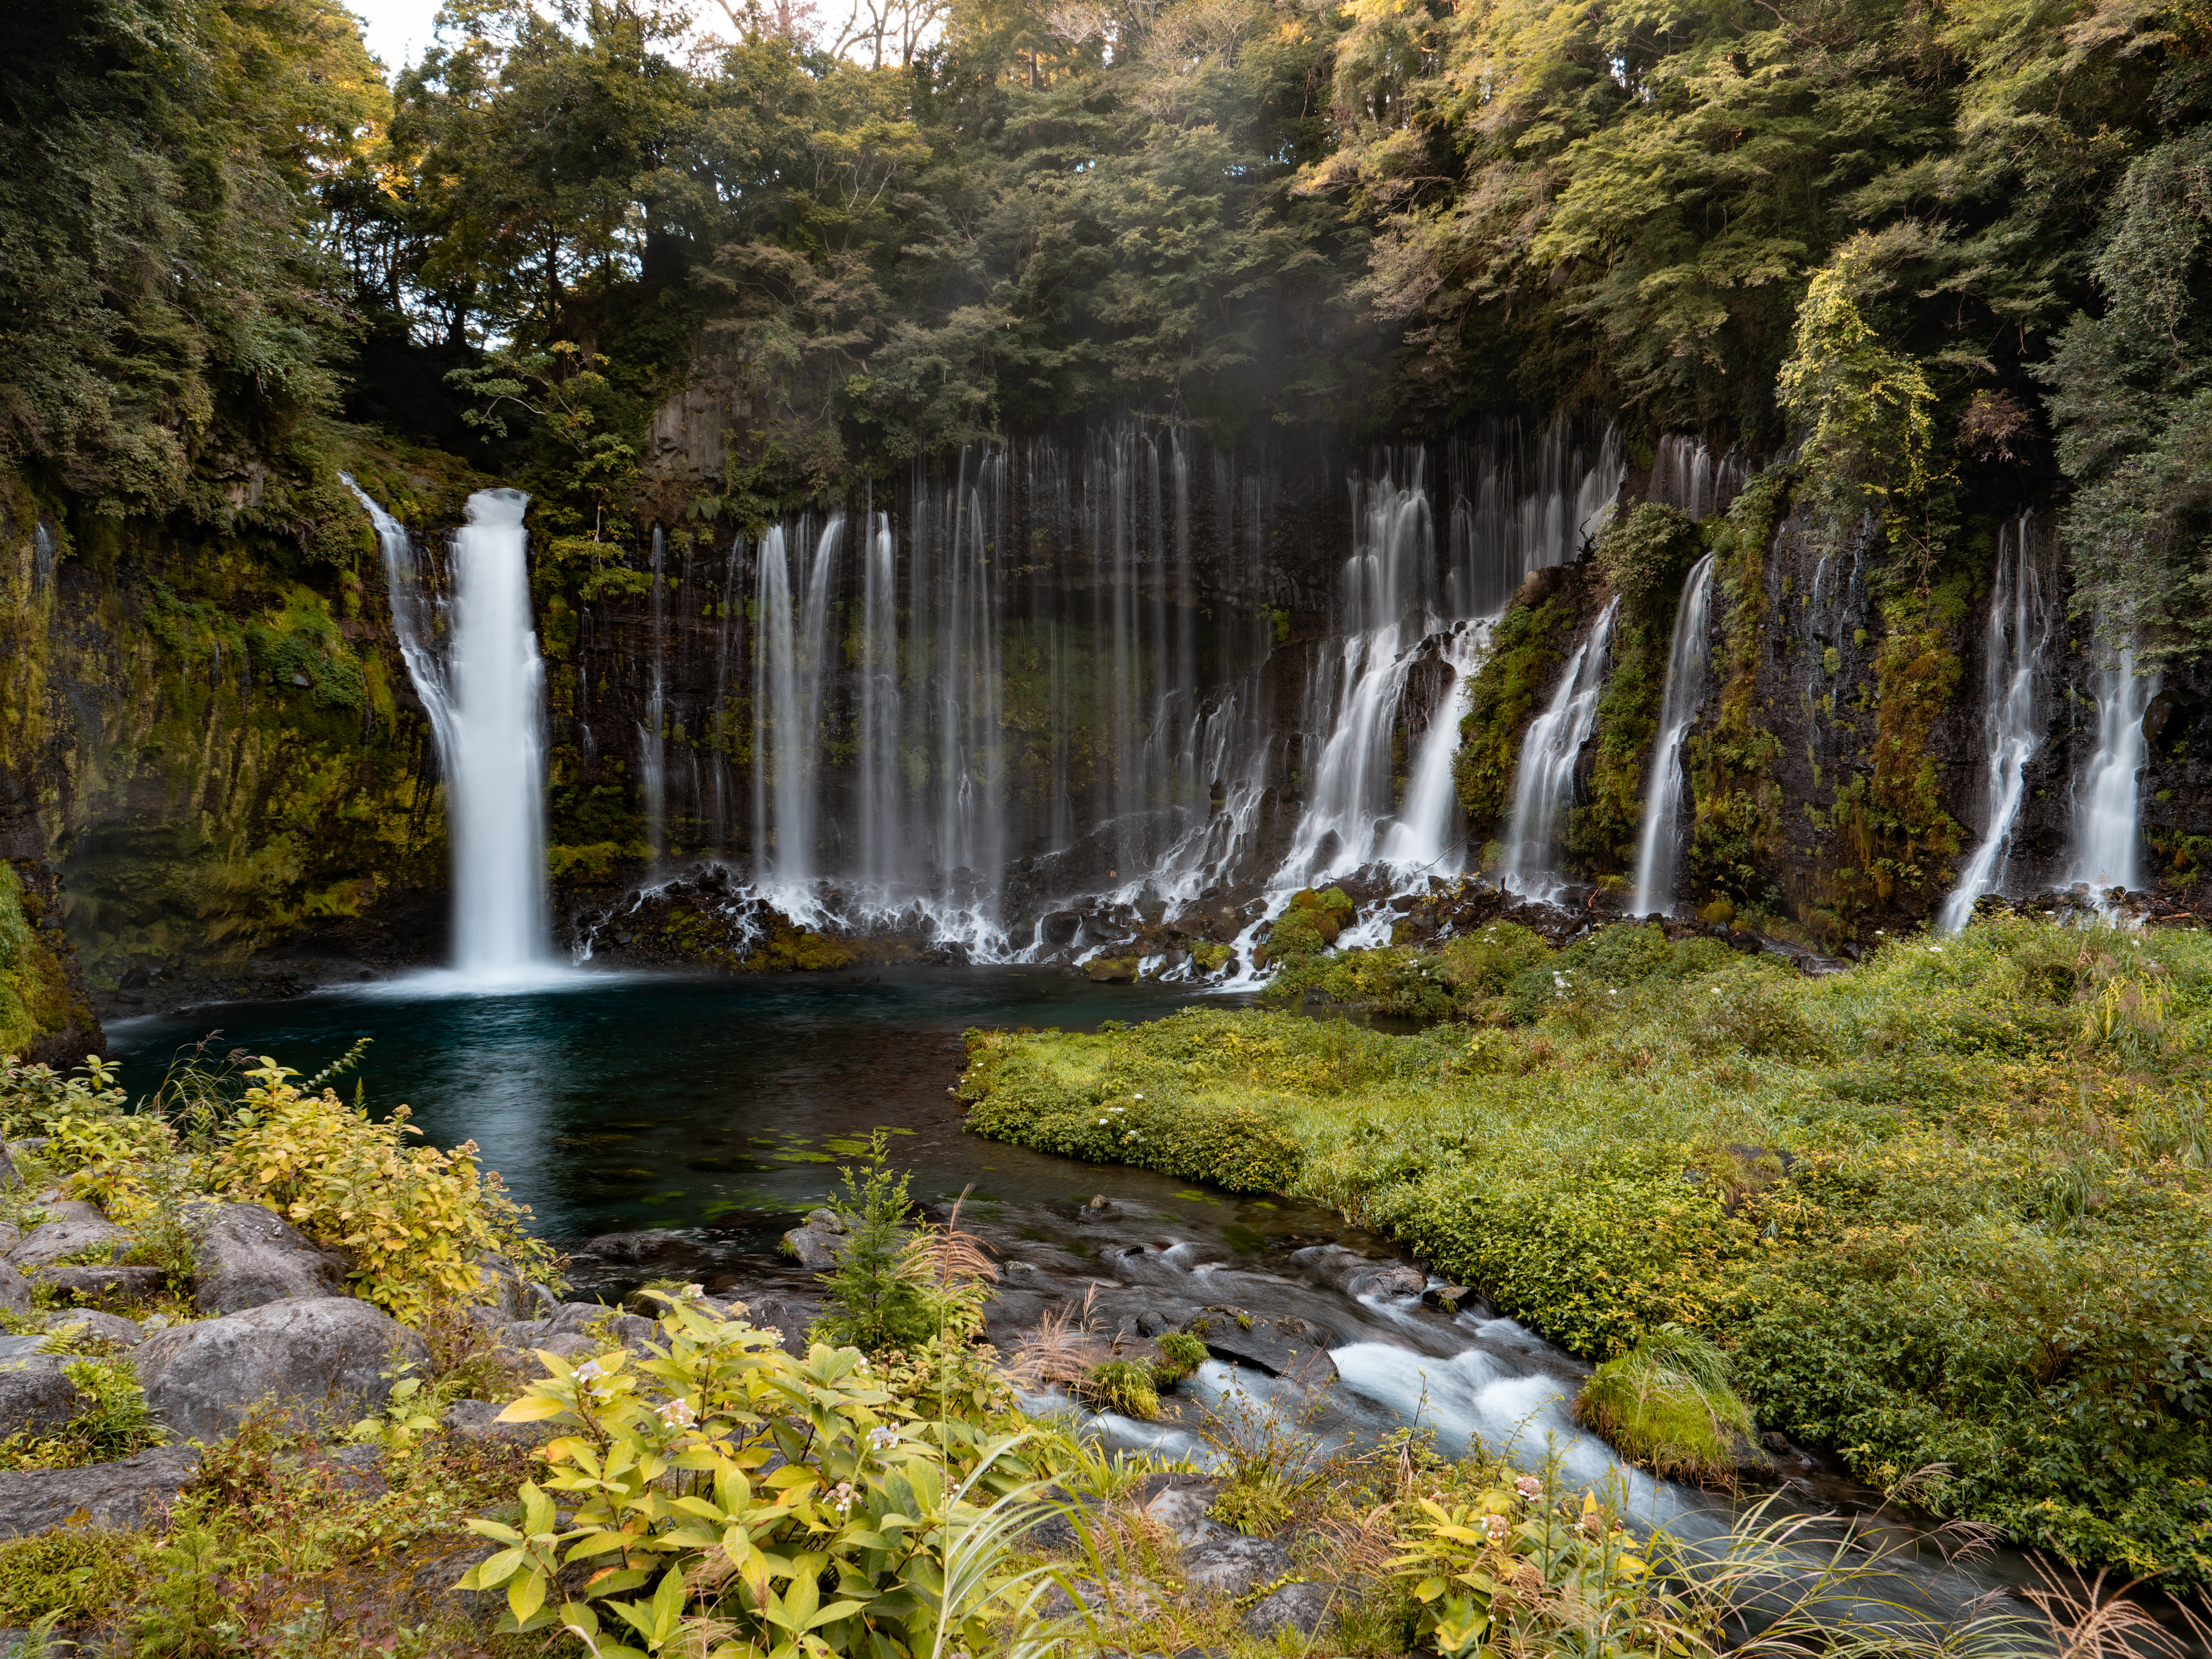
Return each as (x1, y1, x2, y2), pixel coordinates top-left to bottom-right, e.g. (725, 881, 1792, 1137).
(1574, 1327, 1765, 1488)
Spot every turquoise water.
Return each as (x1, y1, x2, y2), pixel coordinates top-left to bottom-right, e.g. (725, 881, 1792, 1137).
(106, 966, 1266, 1243)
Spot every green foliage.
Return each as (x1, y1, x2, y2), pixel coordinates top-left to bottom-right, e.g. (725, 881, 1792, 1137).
(964, 918, 2212, 1587)
(1151, 1331, 1207, 1384)
(461, 1294, 1066, 1657)
(1390, 1480, 1658, 1659)
(1574, 1329, 1756, 1488)
(1454, 597, 1574, 832)
(1084, 1358, 1160, 1420)
(208, 1056, 557, 1324)
(812, 1130, 938, 1354)
(2039, 127, 2212, 665)
(0, 1358, 162, 1471)
(0, 1523, 153, 1628)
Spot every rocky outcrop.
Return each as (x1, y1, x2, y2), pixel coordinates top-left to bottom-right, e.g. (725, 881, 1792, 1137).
(0, 1445, 199, 1538)
(134, 1296, 428, 1440)
(189, 1202, 353, 1313)
(0, 1358, 84, 1438)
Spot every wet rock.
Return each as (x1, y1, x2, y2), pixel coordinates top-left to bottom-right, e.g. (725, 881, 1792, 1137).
(0, 1359, 83, 1437)
(1133, 1474, 1223, 1548)
(9, 1217, 130, 1268)
(1079, 1195, 1122, 1223)
(781, 1209, 848, 1269)
(41, 1265, 166, 1308)
(41, 1309, 144, 1348)
(134, 1296, 429, 1441)
(1185, 1308, 1337, 1381)
(1084, 956, 1137, 983)
(189, 1202, 353, 1314)
(1347, 1263, 1426, 1299)
(1422, 1285, 1496, 1319)
(1241, 1581, 1336, 1638)
(575, 1229, 690, 1265)
(1183, 1532, 1291, 1597)
(0, 1445, 200, 1538)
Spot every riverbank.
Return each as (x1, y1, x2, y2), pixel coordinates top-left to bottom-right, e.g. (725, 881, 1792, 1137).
(960, 913, 2212, 1590)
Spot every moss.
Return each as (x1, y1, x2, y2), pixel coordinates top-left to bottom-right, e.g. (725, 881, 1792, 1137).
(0, 865, 91, 1061)
(1575, 1328, 1760, 1488)
(0, 1521, 154, 1626)
(1152, 1329, 1207, 1382)
(1684, 471, 1790, 909)
(1453, 593, 1576, 829)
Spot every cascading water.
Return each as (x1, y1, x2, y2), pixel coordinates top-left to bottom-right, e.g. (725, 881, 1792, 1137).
(346, 480, 552, 979)
(640, 526, 668, 866)
(1500, 599, 1620, 903)
(594, 416, 1624, 961)
(1628, 554, 1717, 916)
(1648, 436, 1745, 523)
(2070, 644, 2157, 894)
(1938, 514, 2054, 932)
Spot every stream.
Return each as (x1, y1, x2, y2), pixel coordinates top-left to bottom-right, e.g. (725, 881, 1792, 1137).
(109, 966, 2081, 1636)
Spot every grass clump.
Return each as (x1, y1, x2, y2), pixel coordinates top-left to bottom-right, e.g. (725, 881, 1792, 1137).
(1152, 1329, 1207, 1384)
(1084, 1358, 1160, 1419)
(963, 916, 2212, 1589)
(1575, 1328, 1757, 1487)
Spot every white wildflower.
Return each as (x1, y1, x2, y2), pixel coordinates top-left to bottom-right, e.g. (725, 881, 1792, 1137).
(868, 1425, 898, 1451)
(657, 1397, 697, 1429)
(574, 1359, 606, 1383)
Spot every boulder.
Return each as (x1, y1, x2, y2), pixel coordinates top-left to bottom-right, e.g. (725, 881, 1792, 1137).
(0, 1359, 83, 1438)
(1241, 1581, 1336, 1637)
(41, 1309, 144, 1349)
(189, 1202, 352, 1314)
(133, 1296, 428, 1441)
(1347, 1262, 1427, 1299)
(0, 1446, 200, 1538)
(0, 1264, 30, 1315)
(1184, 1309, 1337, 1381)
(9, 1217, 130, 1268)
(40, 1264, 166, 1308)
(780, 1210, 847, 1269)
(1183, 1532, 1290, 1597)
(1133, 1475, 1225, 1548)
(0, 1142, 15, 1190)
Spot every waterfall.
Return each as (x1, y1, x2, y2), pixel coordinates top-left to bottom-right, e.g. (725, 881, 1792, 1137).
(346, 479, 551, 978)
(856, 512, 900, 893)
(2070, 645, 2157, 894)
(751, 517, 845, 894)
(1500, 600, 1620, 902)
(1649, 436, 1746, 523)
(1629, 554, 1717, 916)
(640, 526, 667, 865)
(1938, 514, 2054, 931)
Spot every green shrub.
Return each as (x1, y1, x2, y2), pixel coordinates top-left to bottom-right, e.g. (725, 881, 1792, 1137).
(1084, 1359, 1160, 1419)
(463, 1295, 1065, 1655)
(811, 1131, 941, 1354)
(0, 1523, 151, 1626)
(210, 1059, 556, 1324)
(1574, 1328, 1757, 1487)
(0, 1359, 161, 1471)
(1152, 1331, 1207, 1384)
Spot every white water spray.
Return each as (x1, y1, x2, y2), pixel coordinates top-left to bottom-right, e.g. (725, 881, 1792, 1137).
(348, 481, 551, 979)
(2070, 645, 2157, 894)
(1629, 555, 1717, 916)
(1500, 600, 1619, 902)
(1938, 514, 2053, 932)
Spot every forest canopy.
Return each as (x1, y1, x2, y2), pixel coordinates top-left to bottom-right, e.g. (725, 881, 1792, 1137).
(2, 0, 2208, 649)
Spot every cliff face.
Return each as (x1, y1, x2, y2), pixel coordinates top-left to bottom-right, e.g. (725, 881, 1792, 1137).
(2, 425, 2206, 1045)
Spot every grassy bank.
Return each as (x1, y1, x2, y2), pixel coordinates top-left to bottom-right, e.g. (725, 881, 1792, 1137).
(960, 916, 2212, 1588)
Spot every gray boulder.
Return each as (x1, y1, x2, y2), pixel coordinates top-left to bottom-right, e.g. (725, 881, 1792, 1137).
(0, 1359, 83, 1438)
(40, 1264, 165, 1308)
(9, 1217, 130, 1269)
(1241, 1581, 1336, 1637)
(189, 1202, 352, 1314)
(134, 1296, 428, 1441)
(1184, 1309, 1337, 1381)
(0, 1263, 30, 1315)
(0, 1446, 200, 1538)
(1183, 1532, 1290, 1597)
(41, 1309, 144, 1349)
(780, 1209, 847, 1269)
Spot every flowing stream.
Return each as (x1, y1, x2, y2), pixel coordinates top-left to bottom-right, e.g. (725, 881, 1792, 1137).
(1629, 554, 1717, 916)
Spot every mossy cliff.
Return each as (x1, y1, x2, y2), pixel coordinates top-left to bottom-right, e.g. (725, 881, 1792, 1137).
(0, 445, 484, 1028)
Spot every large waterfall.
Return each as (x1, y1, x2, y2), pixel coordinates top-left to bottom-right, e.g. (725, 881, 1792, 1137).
(632, 419, 1627, 953)
(1629, 554, 1718, 916)
(2070, 646, 2157, 894)
(349, 481, 553, 979)
(1938, 514, 2054, 932)
(1500, 599, 1620, 903)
